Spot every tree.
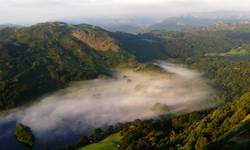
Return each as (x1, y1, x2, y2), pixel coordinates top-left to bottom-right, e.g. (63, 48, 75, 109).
(78, 135, 89, 146)
(15, 123, 35, 148)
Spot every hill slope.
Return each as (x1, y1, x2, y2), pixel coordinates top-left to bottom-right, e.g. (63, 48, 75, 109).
(0, 22, 134, 110)
(141, 23, 250, 57)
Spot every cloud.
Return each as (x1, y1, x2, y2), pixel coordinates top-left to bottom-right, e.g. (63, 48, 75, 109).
(0, 62, 217, 149)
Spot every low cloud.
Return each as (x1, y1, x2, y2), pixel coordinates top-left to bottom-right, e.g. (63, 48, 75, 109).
(0, 62, 217, 148)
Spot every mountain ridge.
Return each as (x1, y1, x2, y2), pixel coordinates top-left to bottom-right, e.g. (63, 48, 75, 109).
(0, 22, 135, 110)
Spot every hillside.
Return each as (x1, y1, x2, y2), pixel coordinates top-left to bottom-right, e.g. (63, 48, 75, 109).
(1, 22, 250, 150)
(1, 22, 250, 110)
(109, 23, 250, 61)
(141, 23, 250, 57)
(0, 22, 135, 110)
(110, 32, 169, 61)
(104, 56, 250, 150)
(87, 23, 250, 150)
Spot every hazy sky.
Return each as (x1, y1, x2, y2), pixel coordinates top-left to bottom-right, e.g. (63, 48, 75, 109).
(0, 0, 250, 24)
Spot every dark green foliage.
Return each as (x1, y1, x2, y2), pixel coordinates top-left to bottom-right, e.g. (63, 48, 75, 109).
(206, 119, 250, 150)
(89, 128, 105, 143)
(88, 126, 118, 144)
(179, 92, 250, 150)
(112, 23, 250, 62)
(117, 92, 250, 150)
(118, 119, 172, 150)
(110, 24, 250, 149)
(141, 23, 250, 58)
(78, 135, 90, 147)
(2, 22, 250, 150)
(110, 32, 169, 61)
(0, 22, 135, 110)
(59, 125, 118, 149)
(40, 22, 250, 149)
(191, 57, 250, 101)
(117, 56, 250, 150)
(116, 111, 209, 150)
(15, 123, 35, 148)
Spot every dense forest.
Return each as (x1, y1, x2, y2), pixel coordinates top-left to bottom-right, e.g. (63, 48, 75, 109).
(0, 22, 250, 149)
(0, 22, 136, 110)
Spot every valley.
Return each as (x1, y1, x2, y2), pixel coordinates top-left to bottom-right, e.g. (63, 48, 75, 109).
(0, 21, 250, 150)
(0, 62, 216, 149)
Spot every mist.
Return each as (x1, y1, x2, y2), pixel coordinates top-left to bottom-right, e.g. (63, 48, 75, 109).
(0, 62, 217, 149)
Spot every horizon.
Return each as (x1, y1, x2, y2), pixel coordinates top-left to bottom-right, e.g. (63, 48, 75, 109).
(1, 10, 250, 27)
(1, 0, 250, 25)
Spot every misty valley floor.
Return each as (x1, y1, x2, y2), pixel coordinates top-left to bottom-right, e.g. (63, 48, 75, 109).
(0, 62, 217, 150)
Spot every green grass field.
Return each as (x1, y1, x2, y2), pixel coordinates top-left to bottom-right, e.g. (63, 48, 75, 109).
(79, 133, 122, 150)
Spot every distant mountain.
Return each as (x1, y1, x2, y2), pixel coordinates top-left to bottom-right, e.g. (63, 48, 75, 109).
(148, 11, 250, 31)
(0, 24, 20, 30)
(0, 25, 7, 30)
(141, 22, 250, 57)
(91, 11, 250, 33)
(188, 11, 250, 20)
(148, 17, 216, 30)
(148, 16, 246, 31)
(63, 17, 158, 34)
(101, 24, 146, 34)
(97, 16, 250, 34)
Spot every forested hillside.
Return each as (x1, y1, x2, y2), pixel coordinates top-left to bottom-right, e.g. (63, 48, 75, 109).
(110, 23, 250, 60)
(0, 22, 135, 110)
(87, 57, 248, 150)
(78, 23, 250, 150)
(141, 23, 250, 57)
(1, 22, 250, 150)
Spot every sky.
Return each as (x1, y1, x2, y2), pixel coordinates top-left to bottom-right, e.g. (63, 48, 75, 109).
(0, 0, 250, 24)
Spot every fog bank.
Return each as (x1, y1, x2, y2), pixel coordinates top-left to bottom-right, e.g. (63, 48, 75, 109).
(0, 62, 216, 148)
